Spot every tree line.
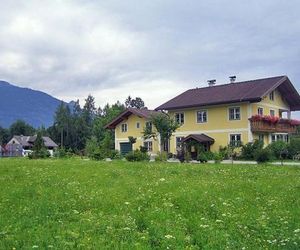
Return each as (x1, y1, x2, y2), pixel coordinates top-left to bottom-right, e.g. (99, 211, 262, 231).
(0, 95, 145, 154)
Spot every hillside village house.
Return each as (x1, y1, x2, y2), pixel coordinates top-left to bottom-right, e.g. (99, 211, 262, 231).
(106, 76, 300, 157)
(4, 135, 58, 157)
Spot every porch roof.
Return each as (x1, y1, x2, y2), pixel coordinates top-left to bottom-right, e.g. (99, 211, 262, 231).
(182, 134, 215, 144)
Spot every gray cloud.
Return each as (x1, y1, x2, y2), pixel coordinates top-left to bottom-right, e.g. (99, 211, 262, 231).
(0, 0, 300, 116)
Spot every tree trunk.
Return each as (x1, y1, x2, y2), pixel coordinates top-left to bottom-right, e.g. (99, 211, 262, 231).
(60, 128, 64, 148)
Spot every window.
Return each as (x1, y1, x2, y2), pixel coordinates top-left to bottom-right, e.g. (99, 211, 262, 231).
(258, 107, 263, 116)
(121, 123, 127, 132)
(258, 134, 264, 142)
(272, 134, 288, 143)
(270, 109, 275, 117)
(269, 91, 274, 101)
(136, 122, 140, 129)
(175, 113, 184, 125)
(230, 134, 241, 147)
(197, 110, 207, 123)
(145, 121, 152, 132)
(271, 134, 276, 143)
(229, 107, 240, 120)
(144, 141, 153, 152)
(176, 137, 184, 149)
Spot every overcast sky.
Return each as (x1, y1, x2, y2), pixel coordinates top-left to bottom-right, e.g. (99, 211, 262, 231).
(0, 0, 300, 112)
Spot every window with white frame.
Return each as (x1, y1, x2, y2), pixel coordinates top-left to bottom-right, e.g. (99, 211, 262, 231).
(230, 134, 241, 147)
(176, 137, 184, 149)
(272, 134, 288, 143)
(258, 134, 264, 142)
(136, 122, 140, 129)
(144, 141, 153, 152)
(229, 107, 240, 120)
(270, 109, 275, 117)
(197, 110, 207, 123)
(258, 107, 263, 116)
(121, 123, 127, 132)
(175, 113, 184, 125)
(269, 91, 274, 101)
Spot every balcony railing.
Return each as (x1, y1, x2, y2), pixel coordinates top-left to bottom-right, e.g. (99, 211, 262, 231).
(249, 115, 300, 133)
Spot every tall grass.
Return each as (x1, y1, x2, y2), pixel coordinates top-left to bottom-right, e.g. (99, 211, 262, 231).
(0, 158, 299, 249)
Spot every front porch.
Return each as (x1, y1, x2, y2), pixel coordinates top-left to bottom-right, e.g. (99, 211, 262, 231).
(181, 134, 214, 160)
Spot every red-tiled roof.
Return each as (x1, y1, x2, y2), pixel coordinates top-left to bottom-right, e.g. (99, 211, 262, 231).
(105, 108, 160, 129)
(156, 76, 300, 111)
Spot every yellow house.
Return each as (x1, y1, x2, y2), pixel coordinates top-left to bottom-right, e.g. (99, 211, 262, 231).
(106, 76, 300, 156)
(105, 108, 161, 155)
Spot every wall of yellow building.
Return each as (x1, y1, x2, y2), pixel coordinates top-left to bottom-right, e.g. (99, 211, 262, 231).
(114, 114, 160, 153)
(252, 133, 270, 146)
(251, 88, 290, 117)
(168, 103, 249, 131)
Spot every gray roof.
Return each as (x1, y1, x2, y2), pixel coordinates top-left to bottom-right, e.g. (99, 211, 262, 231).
(12, 135, 58, 148)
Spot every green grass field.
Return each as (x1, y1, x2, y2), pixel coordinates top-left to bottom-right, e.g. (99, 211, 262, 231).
(0, 158, 299, 249)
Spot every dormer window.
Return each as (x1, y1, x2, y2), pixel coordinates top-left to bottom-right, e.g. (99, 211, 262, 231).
(269, 91, 274, 101)
(175, 113, 184, 125)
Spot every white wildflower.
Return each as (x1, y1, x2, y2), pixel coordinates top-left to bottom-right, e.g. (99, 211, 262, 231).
(165, 234, 175, 239)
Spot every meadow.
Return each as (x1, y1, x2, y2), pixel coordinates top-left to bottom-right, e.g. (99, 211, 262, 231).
(0, 158, 299, 249)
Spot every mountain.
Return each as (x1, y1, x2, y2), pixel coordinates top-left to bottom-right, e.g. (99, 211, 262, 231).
(0, 80, 72, 128)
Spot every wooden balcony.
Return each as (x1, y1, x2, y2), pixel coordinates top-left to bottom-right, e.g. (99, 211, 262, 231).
(250, 120, 298, 133)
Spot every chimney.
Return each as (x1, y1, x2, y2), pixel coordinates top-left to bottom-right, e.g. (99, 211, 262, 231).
(229, 76, 236, 83)
(207, 79, 216, 87)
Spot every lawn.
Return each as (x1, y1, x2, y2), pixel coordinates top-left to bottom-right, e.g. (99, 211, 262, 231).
(0, 158, 299, 249)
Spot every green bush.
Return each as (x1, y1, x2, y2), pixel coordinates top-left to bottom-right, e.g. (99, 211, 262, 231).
(241, 140, 263, 160)
(266, 141, 288, 160)
(91, 148, 104, 160)
(213, 152, 224, 163)
(139, 146, 148, 153)
(109, 150, 121, 159)
(28, 148, 50, 159)
(197, 152, 208, 163)
(204, 151, 215, 160)
(53, 147, 67, 158)
(255, 148, 272, 163)
(219, 146, 229, 159)
(85, 137, 99, 158)
(155, 151, 168, 162)
(287, 137, 300, 159)
(125, 150, 150, 162)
